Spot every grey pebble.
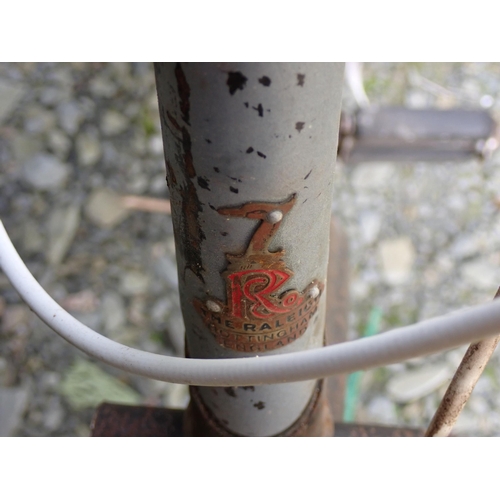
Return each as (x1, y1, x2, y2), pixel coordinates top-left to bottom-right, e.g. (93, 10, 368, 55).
(57, 101, 84, 135)
(76, 128, 102, 167)
(101, 291, 127, 333)
(22, 153, 69, 191)
(85, 188, 129, 228)
(119, 270, 150, 296)
(0, 78, 25, 124)
(47, 205, 81, 266)
(0, 385, 30, 436)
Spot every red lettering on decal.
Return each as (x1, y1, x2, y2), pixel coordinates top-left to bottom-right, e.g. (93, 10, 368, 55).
(227, 269, 304, 319)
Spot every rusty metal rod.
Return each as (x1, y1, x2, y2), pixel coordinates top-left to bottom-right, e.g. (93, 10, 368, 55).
(425, 287, 500, 437)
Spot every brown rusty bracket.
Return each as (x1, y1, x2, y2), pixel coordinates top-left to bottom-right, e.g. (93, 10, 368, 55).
(90, 403, 423, 437)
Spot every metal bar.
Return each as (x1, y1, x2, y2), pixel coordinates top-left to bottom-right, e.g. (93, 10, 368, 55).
(339, 107, 499, 163)
(425, 287, 500, 437)
(90, 403, 424, 437)
(324, 216, 350, 421)
(154, 62, 344, 436)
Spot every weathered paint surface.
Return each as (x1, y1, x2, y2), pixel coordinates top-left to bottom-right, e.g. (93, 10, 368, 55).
(155, 63, 344, 436)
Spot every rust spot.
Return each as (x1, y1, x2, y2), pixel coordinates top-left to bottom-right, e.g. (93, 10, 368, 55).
(162, 106, 205, 282)
(174, 63, 190, 125)
(258, 76, 271, 86)
(180, 181, 206, 282)
(254, 401, 265, 410)
(297, 74, 305, 87)
(226, 72, 247, 95)
(296, 122, 305, 133)
(166, 160, 177, 187)
(224, 387, 237, 398)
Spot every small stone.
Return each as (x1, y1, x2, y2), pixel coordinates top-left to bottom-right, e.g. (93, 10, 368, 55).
(59, 359, 141, 410)
(24, 106, 56, 134)
(150, 174, 168, 195)
(0, 357, 7, 385)
(89, 76, 117, 98)
(39, 372, 61, 391)
(163, 383, 190, 409)
(109, 326, 141, 345)
(76, 128, 102, 167)
(11, 134, 43, 164)
(461, 260, 499, 290)
(72, 312, 102, 331)
(405, 90, 431, 108)
(22, 220, 44, 254)
(85, 188, 129, 228)
(453, 409, 480, 435)
(61, 289, 99, 313)
(148, 135, 164, 156)
(47, 205, 80, 266)
(387, 364, 451, 403)
(359, 211, 382, 244)
(119, 270, 150, 296)
(39, 86, 70, 107)
(101, 291, 126, 333)
(1, 305, 30, 335)
(47, 129, 71, 159)
(126, 174, 149, 194)
(57, 101, 84, 135)
(0, 385, 30, 436)
(351, 163, 395, 191)
(0, 79, 25, 124)
(152, 253, 179, 288)
(101, 110, 128, 136)
(151, 297, 174, 325)
(450, 233, 486, 259)
(131, 131, 147, 155)
(379, 237, 416, 285)
(362, 396, 398, 425)
(43, 395, 64, 431)
(128, 296, 146, 326)
(22, 153, 69, 191)
(480, 95, 495, 109)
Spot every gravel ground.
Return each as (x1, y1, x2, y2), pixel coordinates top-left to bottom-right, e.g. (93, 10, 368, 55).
(1, 62, 500, 436)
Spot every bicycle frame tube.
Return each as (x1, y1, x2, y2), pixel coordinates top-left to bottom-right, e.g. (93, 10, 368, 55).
(154, 63, 344, 436)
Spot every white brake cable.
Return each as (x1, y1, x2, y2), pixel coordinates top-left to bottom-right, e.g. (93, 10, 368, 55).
(2, 220, 500, 387)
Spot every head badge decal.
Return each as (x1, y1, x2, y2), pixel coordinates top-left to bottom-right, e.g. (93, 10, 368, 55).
(194, 194, 323, 352)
